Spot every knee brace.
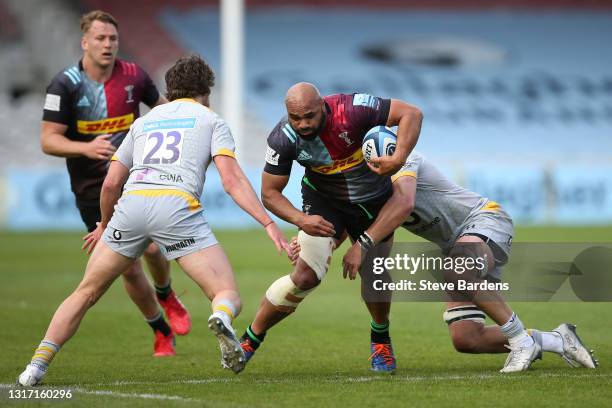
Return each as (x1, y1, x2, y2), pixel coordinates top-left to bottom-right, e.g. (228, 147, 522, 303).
(443, 305, 486, 325)
(297, 230, 335, 280)
(265, 275, 315, 313)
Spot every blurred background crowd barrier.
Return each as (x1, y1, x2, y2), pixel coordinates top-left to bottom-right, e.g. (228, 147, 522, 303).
(1, 0, 611, 229)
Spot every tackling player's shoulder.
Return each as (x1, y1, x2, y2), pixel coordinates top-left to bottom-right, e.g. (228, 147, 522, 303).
(392, 149, 424, 181)
(407, 149, 424, 162)
(402, 149, 425, 171)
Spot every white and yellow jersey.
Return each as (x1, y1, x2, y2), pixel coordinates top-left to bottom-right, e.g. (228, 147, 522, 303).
(112, 98, 235, 201)
(392, 151, 510, 249)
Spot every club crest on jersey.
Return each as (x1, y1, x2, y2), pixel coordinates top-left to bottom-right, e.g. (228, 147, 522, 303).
(125, 84, 134, 103)
(338, 131, 353, 146)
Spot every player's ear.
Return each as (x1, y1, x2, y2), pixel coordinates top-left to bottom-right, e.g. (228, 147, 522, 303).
(81, 35, 87, 52)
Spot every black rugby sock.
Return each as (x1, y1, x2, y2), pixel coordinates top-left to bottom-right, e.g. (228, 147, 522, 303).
(154, 281, 172, 300)
(241, 325, 266, 350)
(147, 312, 172, 336)
(370, 320, 390, 343)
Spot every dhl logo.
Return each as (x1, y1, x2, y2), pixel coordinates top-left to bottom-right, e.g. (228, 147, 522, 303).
(311, 149, 364, 175)
(77, 113, 134, 134)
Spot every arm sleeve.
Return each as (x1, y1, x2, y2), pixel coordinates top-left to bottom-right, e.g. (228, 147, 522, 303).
(391, 151, 422, 183)
(262, 122, 295, 176)
(112, 126, 135, 168)
(140, 67, 161, 107)
(351, 93, 391, 129)
(42, 75, 72, 125)
(211, 118, 236, 158)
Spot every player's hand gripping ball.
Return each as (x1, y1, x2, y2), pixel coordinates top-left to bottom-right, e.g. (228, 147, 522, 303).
(362, 126, 397, 164)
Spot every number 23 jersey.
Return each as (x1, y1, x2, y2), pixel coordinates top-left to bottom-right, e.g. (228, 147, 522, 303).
(112, 98, 236, 201)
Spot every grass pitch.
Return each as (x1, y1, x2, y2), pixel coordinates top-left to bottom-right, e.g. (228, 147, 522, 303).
(1, 226, 611, 407)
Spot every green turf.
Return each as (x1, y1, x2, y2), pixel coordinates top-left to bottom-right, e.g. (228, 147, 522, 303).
(1, 226, 611, 407)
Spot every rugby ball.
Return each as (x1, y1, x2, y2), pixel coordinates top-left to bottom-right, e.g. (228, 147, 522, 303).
(362, 126, 397, 163)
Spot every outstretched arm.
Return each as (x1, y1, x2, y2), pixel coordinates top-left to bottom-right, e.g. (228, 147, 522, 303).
(364, 175, 416, 243)
(215, 155, 292, 255)
(342, 176, 416, 279)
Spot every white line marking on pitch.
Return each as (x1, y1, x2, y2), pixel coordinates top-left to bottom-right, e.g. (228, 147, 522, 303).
(2, 372, 610, 399)
(78, 371, 612, 387)
(342, 372, 612, 383)
(72, 388, 196, 402)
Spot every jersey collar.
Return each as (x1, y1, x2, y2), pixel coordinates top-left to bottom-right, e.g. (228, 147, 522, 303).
(78, 59, 120, 84)
(173, 98, 199, 104)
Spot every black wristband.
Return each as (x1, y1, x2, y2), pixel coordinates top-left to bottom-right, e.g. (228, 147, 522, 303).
(358, 232, 375, 252)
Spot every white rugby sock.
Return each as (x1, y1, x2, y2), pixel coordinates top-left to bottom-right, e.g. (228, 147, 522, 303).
(31, 340, 60, 370)
(212, 299, 236, 322)
(530, 329, 563, 354)
(501, 313, 534, 348)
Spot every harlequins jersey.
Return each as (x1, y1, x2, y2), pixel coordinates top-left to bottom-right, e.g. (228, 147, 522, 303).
(264, 93, 391, 203)
(42, 59, 160, 204)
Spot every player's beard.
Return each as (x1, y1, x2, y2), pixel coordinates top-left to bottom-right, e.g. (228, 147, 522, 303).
(298, 110, 327, 139)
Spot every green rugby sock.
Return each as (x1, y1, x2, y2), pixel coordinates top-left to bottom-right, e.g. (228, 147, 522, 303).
(371, 320, 390, 343)
(241, 325, 266, 350)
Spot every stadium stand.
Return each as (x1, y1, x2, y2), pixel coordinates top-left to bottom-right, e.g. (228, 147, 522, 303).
(1, 0, 611, 227)
(1, 0, 83, 168)
(0, 0, 19, 41)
